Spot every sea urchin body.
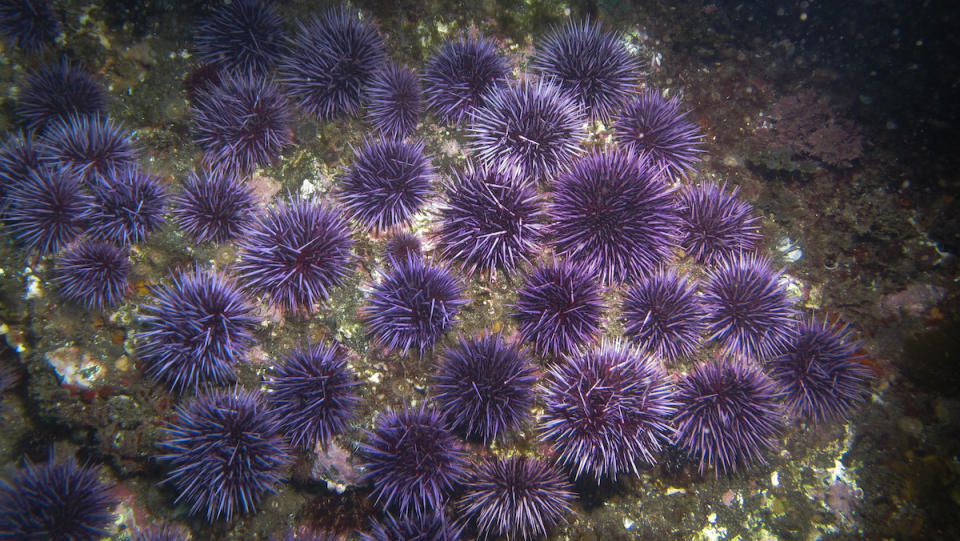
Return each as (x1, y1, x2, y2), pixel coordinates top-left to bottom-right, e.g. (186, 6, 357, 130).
(4, 166, 91, 254)
(613, 89, 703, 180)
(621, 270, 705, 362)
(171, 168, 259, 244)
(422, 35, 510, 125)
(192, 0, 286, 76)
(54, 239, 130, 310)
(677, 181, 761, 266)
(366, 63, 422, 139)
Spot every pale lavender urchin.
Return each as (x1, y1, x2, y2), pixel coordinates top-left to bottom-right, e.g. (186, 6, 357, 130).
(54, 239, 131, 310)
(422, 34, 510, 125)
(621, 270, 705, 362)
(613, 89, 704, 180)
(87, 165, 167, 246)
(171, 168, 259, 244)
(366, 63, 422, 139)
(678, 181, 761, 266)
(192, 0, 286, 76)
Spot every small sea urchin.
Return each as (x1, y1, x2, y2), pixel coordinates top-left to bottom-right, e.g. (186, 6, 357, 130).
(366, 63, 422, 139)
(677, 181, 761, 266)
(15, 61, 106, 132)
(361, 512, 463, 541)
(0, 0, 59, 52)
(422, 35, 510, 125)
(621, 270, 705, 362)
(4, 166, 91, 254)
(54, 239, 130, 310)
(171, 168, 259, 244)
(613, 89, 704, 180)
(192, 0, 286, 76)
(87, 165, 167, 246)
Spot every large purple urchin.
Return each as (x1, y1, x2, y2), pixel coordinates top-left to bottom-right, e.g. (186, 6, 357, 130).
(87, 165, 167, 246)
(235, 196, 354, 313)
(422, 34, 510, 125)
(279, 6, 385, 121)
(432, 332, 537, 444)
(767, 316, 873, 424)
(338, 138, 434, 231)
(701, 253, 797, 361)
(436, 162, 545, 277)
(158, 387, 292, 522)
(138, 266, 259, 393)
(469, 79, 586, 182)
(191, 72, 293, 175)
(267, 342, 361, 451)
(539, 342, 676, 481)
(366, 63, 422, 139)
(171, 167, 259, 244)
(37, 114, 137, 183)
(54, 239, 131, 310)
(458, 455, 575, 541)
(613, 89, 704, 180)
(360, 512, 463, 541)
(4, 166, 92, 254)
(673, 356, 783, 476)
(15, 61, 107, 132)
(0, 0, 59, 52)
(192, 0, 286, 76)
(551, 148, 680, 285)
(0, 454, 118, 541)
(531, 18, 641, 122)
(677, 181, 761, 266)
(512, 259, 604, 359)
(363, 255, 467, 355)
(357, 405, 466, 517)
(621, 270, 705, 363)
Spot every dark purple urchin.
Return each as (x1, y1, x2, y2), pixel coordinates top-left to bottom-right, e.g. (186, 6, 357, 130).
(132, 524, 190, 541)
(54, 239, 131, 310)
(539, 342, 676, 481)
(138, 266, 259, 393)
(677, 181, 761, 266)
(366, 63, 422, 139)
(531, 18, 641, 122)
(171, 167, 258, 244)
(673, 357, 784, 476)
(384, 231, 421, 264)
(37, 114, 137, 183)
(0, 454, 118, 541)
(422, 34, 510, 125)
(701, 253, 797, 361)
(4, 166, 92, 254)
(767, 316, 873, 424)
(551, 148, 680, 285)
(235, 196, 354, 313)
(469, 79, 586, 182)
(0, 0, 59, 51)
(0, 131, 40, 213)
(15, 61, 107, 132)
(87, 165, 167, 246)
(279, 6, 385, 121)
(158, 387, 291, 522)
(457, 455, 575, 541)
(192, 72, 293, 174)
(267, 343, 361, 451)
(436, 162, 545, 277)
(621, 270, 705, 363)
(613, 89, 704, 180)
(360, 512, 463, 541)
(432, 333, 537, 443)
(338, 138, 434, 231)
(357, 405, 466, 517)
(511, 259, 604, 359)
(193, 0, 286, 76)
(363, 256, 467, 355)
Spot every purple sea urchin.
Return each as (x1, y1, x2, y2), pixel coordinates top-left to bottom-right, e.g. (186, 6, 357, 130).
(357, 405, 466, 517)
(767, 316, 873, 423)
(338, 138, 434, 231)
(158, 387, 291, 522)
(87, 165, 167, 246)
(192, 72, 293, 174)
(469, 79, 585, 182)
(360, 512, 463, 541)
(436, 162, 545, 277)
(4, 166, 91, 254)
(621, 270, 705, 362)
(673, 357, 783, 476)
(267, 342, 360, 451)
(531, 18, 641, 122)
(54, 239, 130, 310)
(38, 114, 137, 183)
(171, 168, 258, 244)
(0, 454, 118, 541)
(613, 89, 704, 180)
(457, 455, 575, 541)
(0, 131, 40, 210)
(138, 266, 259, 393)
(677, 181, 761, 265)
(540, 342, 676, 481)
(366, 63, 422, 139)
(0, 0, 59, 51)
(512, 259, 604, 358)
(15, 61, 107, 132)
(422, 35, 510, 125)
(432, 333, 537, 443)
(363, 255, 466, 355)
(192, 0, 286, 76)
(701, 253, 797, 361)
(384, 232, 422, 264)
(235, 196, 353, 313)
(551, 148, 680, 285)
(279, 7, 385, 120)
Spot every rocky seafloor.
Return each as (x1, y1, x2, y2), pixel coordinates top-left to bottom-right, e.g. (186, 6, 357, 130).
(0, 0, 958, 540)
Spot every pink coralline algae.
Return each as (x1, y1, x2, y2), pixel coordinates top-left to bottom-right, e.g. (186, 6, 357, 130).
(766, 90, 864, 168)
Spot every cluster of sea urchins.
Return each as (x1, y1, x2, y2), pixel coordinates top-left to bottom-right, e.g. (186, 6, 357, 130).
(0, 1, 876, 540)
